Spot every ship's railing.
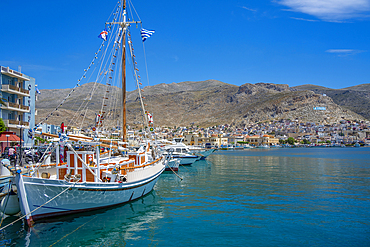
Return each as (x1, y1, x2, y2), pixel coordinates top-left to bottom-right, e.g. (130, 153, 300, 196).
(125, 157, 163, 182)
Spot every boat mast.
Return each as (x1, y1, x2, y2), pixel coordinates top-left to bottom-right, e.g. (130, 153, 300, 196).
(107, 0, 140, 143)
(122, 0, 127, 143)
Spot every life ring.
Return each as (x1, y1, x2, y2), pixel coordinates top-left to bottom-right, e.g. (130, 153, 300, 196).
(28, 84, 31, 90)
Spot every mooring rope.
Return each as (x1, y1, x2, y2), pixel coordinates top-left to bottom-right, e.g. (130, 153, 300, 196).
(165, 162, 183, 180)
(29, 143, 59, 176)
(48, 214, 99, 247)
(0, 180, 79, 231)
(164, 153, 183, 180)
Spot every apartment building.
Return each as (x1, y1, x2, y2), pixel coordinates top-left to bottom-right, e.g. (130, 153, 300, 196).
(0, 66, 36, 146)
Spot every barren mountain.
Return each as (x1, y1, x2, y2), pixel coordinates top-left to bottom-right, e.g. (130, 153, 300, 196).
(36, 80, 368, 129)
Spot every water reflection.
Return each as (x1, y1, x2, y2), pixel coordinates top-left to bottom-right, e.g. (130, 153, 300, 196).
(1, 191, 164, 247)
(1, 149, 370, 246)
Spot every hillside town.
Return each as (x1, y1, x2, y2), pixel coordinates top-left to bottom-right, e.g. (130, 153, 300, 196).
(156, 119, 370, 147)
(27, 118, 370, 149)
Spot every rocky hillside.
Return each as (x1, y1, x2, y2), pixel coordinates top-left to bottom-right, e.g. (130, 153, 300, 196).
(36, 80, 369, 129)
(293, 84, 370, 120)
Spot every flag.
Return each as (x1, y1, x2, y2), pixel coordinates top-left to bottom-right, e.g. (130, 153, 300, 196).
(98, 29, 108, 41)
(147, 112, 153, 124)
(36, 86, 41, 94)
(140, 28, 155, 42)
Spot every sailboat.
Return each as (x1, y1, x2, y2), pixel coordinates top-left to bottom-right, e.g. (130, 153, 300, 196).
(14, 0, 165, 226)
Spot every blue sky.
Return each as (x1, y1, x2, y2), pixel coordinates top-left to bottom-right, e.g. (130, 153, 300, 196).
(1, 0, 370, 91)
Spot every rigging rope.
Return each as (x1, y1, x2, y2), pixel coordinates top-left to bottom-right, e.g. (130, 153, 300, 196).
(141, 38, 151, 87)
(49, 215, 99, 247)
(0, 180, 80, 231)
(33, 1, 124, 134)
(33, 0, 155, 144)
(68, 4, 123, 129)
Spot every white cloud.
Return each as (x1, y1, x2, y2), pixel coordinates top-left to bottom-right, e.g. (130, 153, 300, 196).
(290, 17, 318, 22)
(276, 0, 370, 21)
(326, 49, 366, 56)
(242, 6, 257, 12)
(326, 49, 355, 53)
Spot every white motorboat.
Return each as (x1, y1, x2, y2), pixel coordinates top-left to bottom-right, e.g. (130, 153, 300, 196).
(188, 146, 215, 159)
(162, 145, 200, 165)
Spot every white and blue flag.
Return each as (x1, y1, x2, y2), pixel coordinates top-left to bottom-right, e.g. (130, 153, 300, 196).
(140, 28, 155, 42)
(36, 86, 41, 94)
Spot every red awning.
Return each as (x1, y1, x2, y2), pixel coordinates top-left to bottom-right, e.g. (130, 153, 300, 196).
(0, 131, 22, 143)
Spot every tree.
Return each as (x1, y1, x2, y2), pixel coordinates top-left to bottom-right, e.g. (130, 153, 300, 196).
(34, 136, 47, 145)
(0, 118, 6, 133)
(0, 98, 6, 106)
(287, 137, 295, 145)
(302, 139, 310, 145)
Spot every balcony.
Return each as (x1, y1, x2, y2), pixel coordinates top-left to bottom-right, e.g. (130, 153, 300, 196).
(4, 119, 29, 129)
(1, 84, 30, 97)
(0, 66, 30, 81)
(1, 102, 30, 113)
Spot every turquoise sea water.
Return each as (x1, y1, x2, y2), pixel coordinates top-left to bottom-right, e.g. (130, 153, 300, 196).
(1, 147, 370, 246)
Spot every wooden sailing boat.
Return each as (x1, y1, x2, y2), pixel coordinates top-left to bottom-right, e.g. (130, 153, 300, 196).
(14, 0, 165, 226)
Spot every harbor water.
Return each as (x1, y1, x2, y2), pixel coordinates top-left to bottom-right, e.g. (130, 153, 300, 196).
(1, 147, 369, 246)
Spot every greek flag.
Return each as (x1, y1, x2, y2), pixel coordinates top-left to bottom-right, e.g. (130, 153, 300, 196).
(141, 28, 155, 42)
(36, 86, 41, 94)
(98, 29, 108, 41)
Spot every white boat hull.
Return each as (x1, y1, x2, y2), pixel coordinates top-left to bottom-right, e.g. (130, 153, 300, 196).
(16, 164, 164, 224)
(190, 149, 215, 160)
(164, 158, 180, 171)
(172, 155, 199, 165)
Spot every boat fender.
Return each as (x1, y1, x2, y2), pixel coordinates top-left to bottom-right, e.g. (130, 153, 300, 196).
(0, 190, 21, 216)
(65, 173, 72, 182)
(0, 159, 11, 176)
(73, 174, 81, 182)
(112, 167, 118, 174)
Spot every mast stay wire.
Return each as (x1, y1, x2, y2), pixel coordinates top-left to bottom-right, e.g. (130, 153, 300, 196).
(68, 5, 123, 128)
(127, 0, 150, 88)
(33, 2, 123, 132)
